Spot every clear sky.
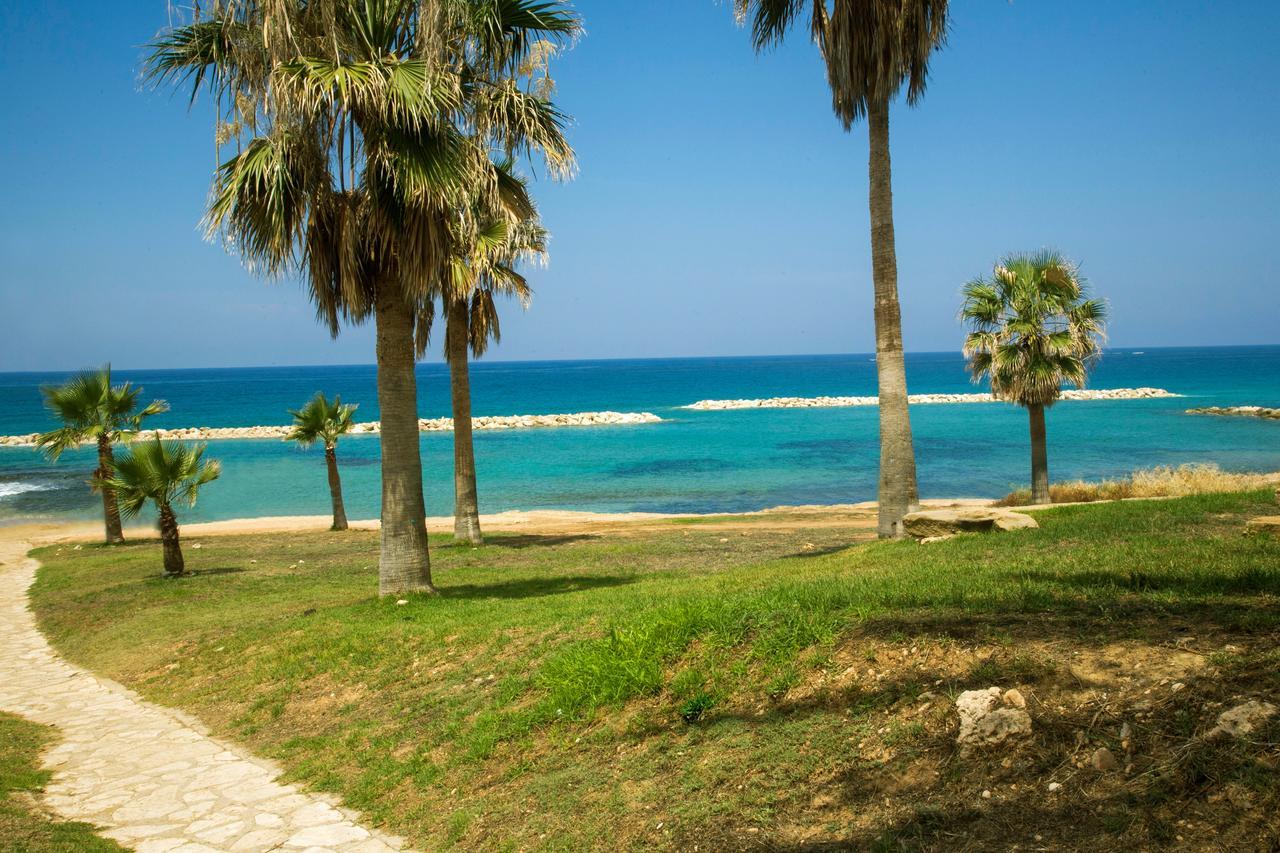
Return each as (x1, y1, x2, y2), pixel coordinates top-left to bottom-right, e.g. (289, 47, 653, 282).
(1, 2, 1276, 371)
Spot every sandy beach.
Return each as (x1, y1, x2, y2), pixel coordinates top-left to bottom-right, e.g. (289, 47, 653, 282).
(0, 498, 1006, 548)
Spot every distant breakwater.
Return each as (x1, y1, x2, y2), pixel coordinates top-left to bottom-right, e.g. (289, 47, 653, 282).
(1187, 406, 1280, 420)
(682, 387, 1180, 411)
(0, 411, 663, 448)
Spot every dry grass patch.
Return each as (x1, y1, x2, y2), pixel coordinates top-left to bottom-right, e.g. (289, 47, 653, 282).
(996, 464, 1280, 506)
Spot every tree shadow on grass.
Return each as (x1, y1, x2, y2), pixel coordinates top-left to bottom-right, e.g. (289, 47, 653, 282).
(782, 544, 858, 560)
(142, 566, 247, 582)
(187, 566, 248, 577)
(463, 534, 601, 550)
(437, 573, 635, 600)
(1024, 567, 1280, 597)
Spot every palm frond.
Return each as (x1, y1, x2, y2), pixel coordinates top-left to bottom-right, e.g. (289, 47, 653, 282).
(105, 439, 221, 517)
(286, 392, 359, 448)
(960, 251, 1108, 407)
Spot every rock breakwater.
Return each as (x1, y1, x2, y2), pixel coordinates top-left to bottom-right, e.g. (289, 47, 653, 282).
(1187, 406, 1280, 420)
(682, 387, 1179, 411)
(0, 411, 662, 448)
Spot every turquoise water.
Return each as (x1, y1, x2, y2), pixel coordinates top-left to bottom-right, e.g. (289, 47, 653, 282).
(1, 347, 1277, 523)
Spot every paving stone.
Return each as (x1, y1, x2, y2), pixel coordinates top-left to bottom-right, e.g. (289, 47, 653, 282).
(0, 538, 413, 852)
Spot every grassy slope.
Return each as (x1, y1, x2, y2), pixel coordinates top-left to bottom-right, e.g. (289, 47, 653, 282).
(0, 713, 127, 852)
(29, 493, 1280, 851)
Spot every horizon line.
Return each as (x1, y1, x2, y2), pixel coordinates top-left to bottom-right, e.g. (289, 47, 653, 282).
(1, 343, 1277, 376)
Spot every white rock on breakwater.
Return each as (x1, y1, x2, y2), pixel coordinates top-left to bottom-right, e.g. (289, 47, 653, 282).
(1187, 405, 1280, 420)
(681, 387, 1179, 411)
(0, 411, 662, 448)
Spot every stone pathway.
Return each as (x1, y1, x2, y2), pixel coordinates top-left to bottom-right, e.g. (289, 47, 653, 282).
(0, 538, 412, 852)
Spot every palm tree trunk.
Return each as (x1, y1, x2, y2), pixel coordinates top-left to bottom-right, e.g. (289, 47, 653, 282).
(447, 298, 483, 545)
(325, 444, 349, 531)
(867, 96, 920, 539)
(157, 503, 184, 577)
(374, 287, 436, 596)
(1028, 404, 1050, 505)
(97, 436, 125, 544)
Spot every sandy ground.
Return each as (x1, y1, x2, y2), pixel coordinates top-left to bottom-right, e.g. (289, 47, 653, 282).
(0, 498, 999, 547)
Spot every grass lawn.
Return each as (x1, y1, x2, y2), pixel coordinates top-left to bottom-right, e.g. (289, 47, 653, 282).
(0, 712, 126, 852)
(29, 492, 1280, 850)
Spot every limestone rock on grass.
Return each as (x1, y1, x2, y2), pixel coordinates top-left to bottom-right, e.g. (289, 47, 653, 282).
(904, 508, 1038, 540)
(1246, 516, 1280, 535)
(1207, 700, 1277, 740)
(955, 687, 1033, 750)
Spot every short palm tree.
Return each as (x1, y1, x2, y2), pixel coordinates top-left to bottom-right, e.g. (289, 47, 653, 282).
(734, 0, 949, 538)
(443, 205, 545, 545)
(147, 0, 578, 595)
(960, 251, 1107, 505)
(36, 365, 168, 544)
(106, 439, 221, 576)
(285, 393, 358, 531)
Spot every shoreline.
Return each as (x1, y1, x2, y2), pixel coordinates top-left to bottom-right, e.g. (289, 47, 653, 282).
(0, 499, 1000, 544)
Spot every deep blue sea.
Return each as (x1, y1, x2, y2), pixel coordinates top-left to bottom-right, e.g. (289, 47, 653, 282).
(1, 347, 1277, 524)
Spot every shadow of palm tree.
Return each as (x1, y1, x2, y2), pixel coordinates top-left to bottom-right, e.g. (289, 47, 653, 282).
(465, 534, 602, 550)
(187, 566, 248, 577)
(782, 544, 858, 560)
(1027, 567, 1280, 597)
(438, 573, 635, 600)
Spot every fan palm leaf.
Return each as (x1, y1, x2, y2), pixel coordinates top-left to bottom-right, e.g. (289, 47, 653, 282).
(960, 250, 1108, 504)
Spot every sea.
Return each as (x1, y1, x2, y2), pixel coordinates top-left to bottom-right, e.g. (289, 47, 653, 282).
(1, 346, 1277, 524)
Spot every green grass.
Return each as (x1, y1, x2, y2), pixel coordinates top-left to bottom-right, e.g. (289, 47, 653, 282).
(28, 491, 1280, 850)
(0, 713, 126, 852)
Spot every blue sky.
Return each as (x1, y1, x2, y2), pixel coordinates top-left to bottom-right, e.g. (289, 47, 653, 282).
(1, 1, 1276, 370)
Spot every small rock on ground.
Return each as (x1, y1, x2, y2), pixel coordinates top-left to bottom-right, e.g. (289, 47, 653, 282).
(955, 687, 1033, 749)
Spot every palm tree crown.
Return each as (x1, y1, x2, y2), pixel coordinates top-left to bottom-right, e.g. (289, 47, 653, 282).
(36, 365, 168, 459)
(447, 193, 546, 360)
(961, 250, 1108, 407)
(106, 439, 222, 520)
(146, 0, 577, 337)
(735, 0, 949, 127)
(286, 393, 358, 449)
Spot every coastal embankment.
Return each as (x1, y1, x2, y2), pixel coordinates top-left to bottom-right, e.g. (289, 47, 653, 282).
(0, 410, 662, 448)
(1188, 406, 1280, 420)
(682, 387, 1179, 411)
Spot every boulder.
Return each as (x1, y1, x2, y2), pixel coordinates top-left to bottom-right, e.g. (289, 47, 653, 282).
(1245, 517, 1280, 535)
(955, 687, 1033, 750)
(904, 508, 1038, 540)
(1207, 700, 1277, 740)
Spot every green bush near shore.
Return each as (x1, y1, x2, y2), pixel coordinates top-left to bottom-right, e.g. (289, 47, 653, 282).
(28, 492, 1280, 850)
(0, 713, 125, 852)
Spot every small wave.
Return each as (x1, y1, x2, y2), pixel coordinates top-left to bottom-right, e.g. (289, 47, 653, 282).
(0, 481, 53, 500)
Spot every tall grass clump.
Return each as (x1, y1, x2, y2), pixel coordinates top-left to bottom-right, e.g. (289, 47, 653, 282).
(996, 464, 1280, 506)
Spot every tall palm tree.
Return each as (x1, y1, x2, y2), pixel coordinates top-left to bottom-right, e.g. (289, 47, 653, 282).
(106, 439, 221, 576)
(285, 392, 358, 531)
(734, 0, 948, 538)
(36, 365, 169, 544)
(147, 0, 577, 594)
(960, 250, 1107, 505)
(443, 205, 545, 544)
